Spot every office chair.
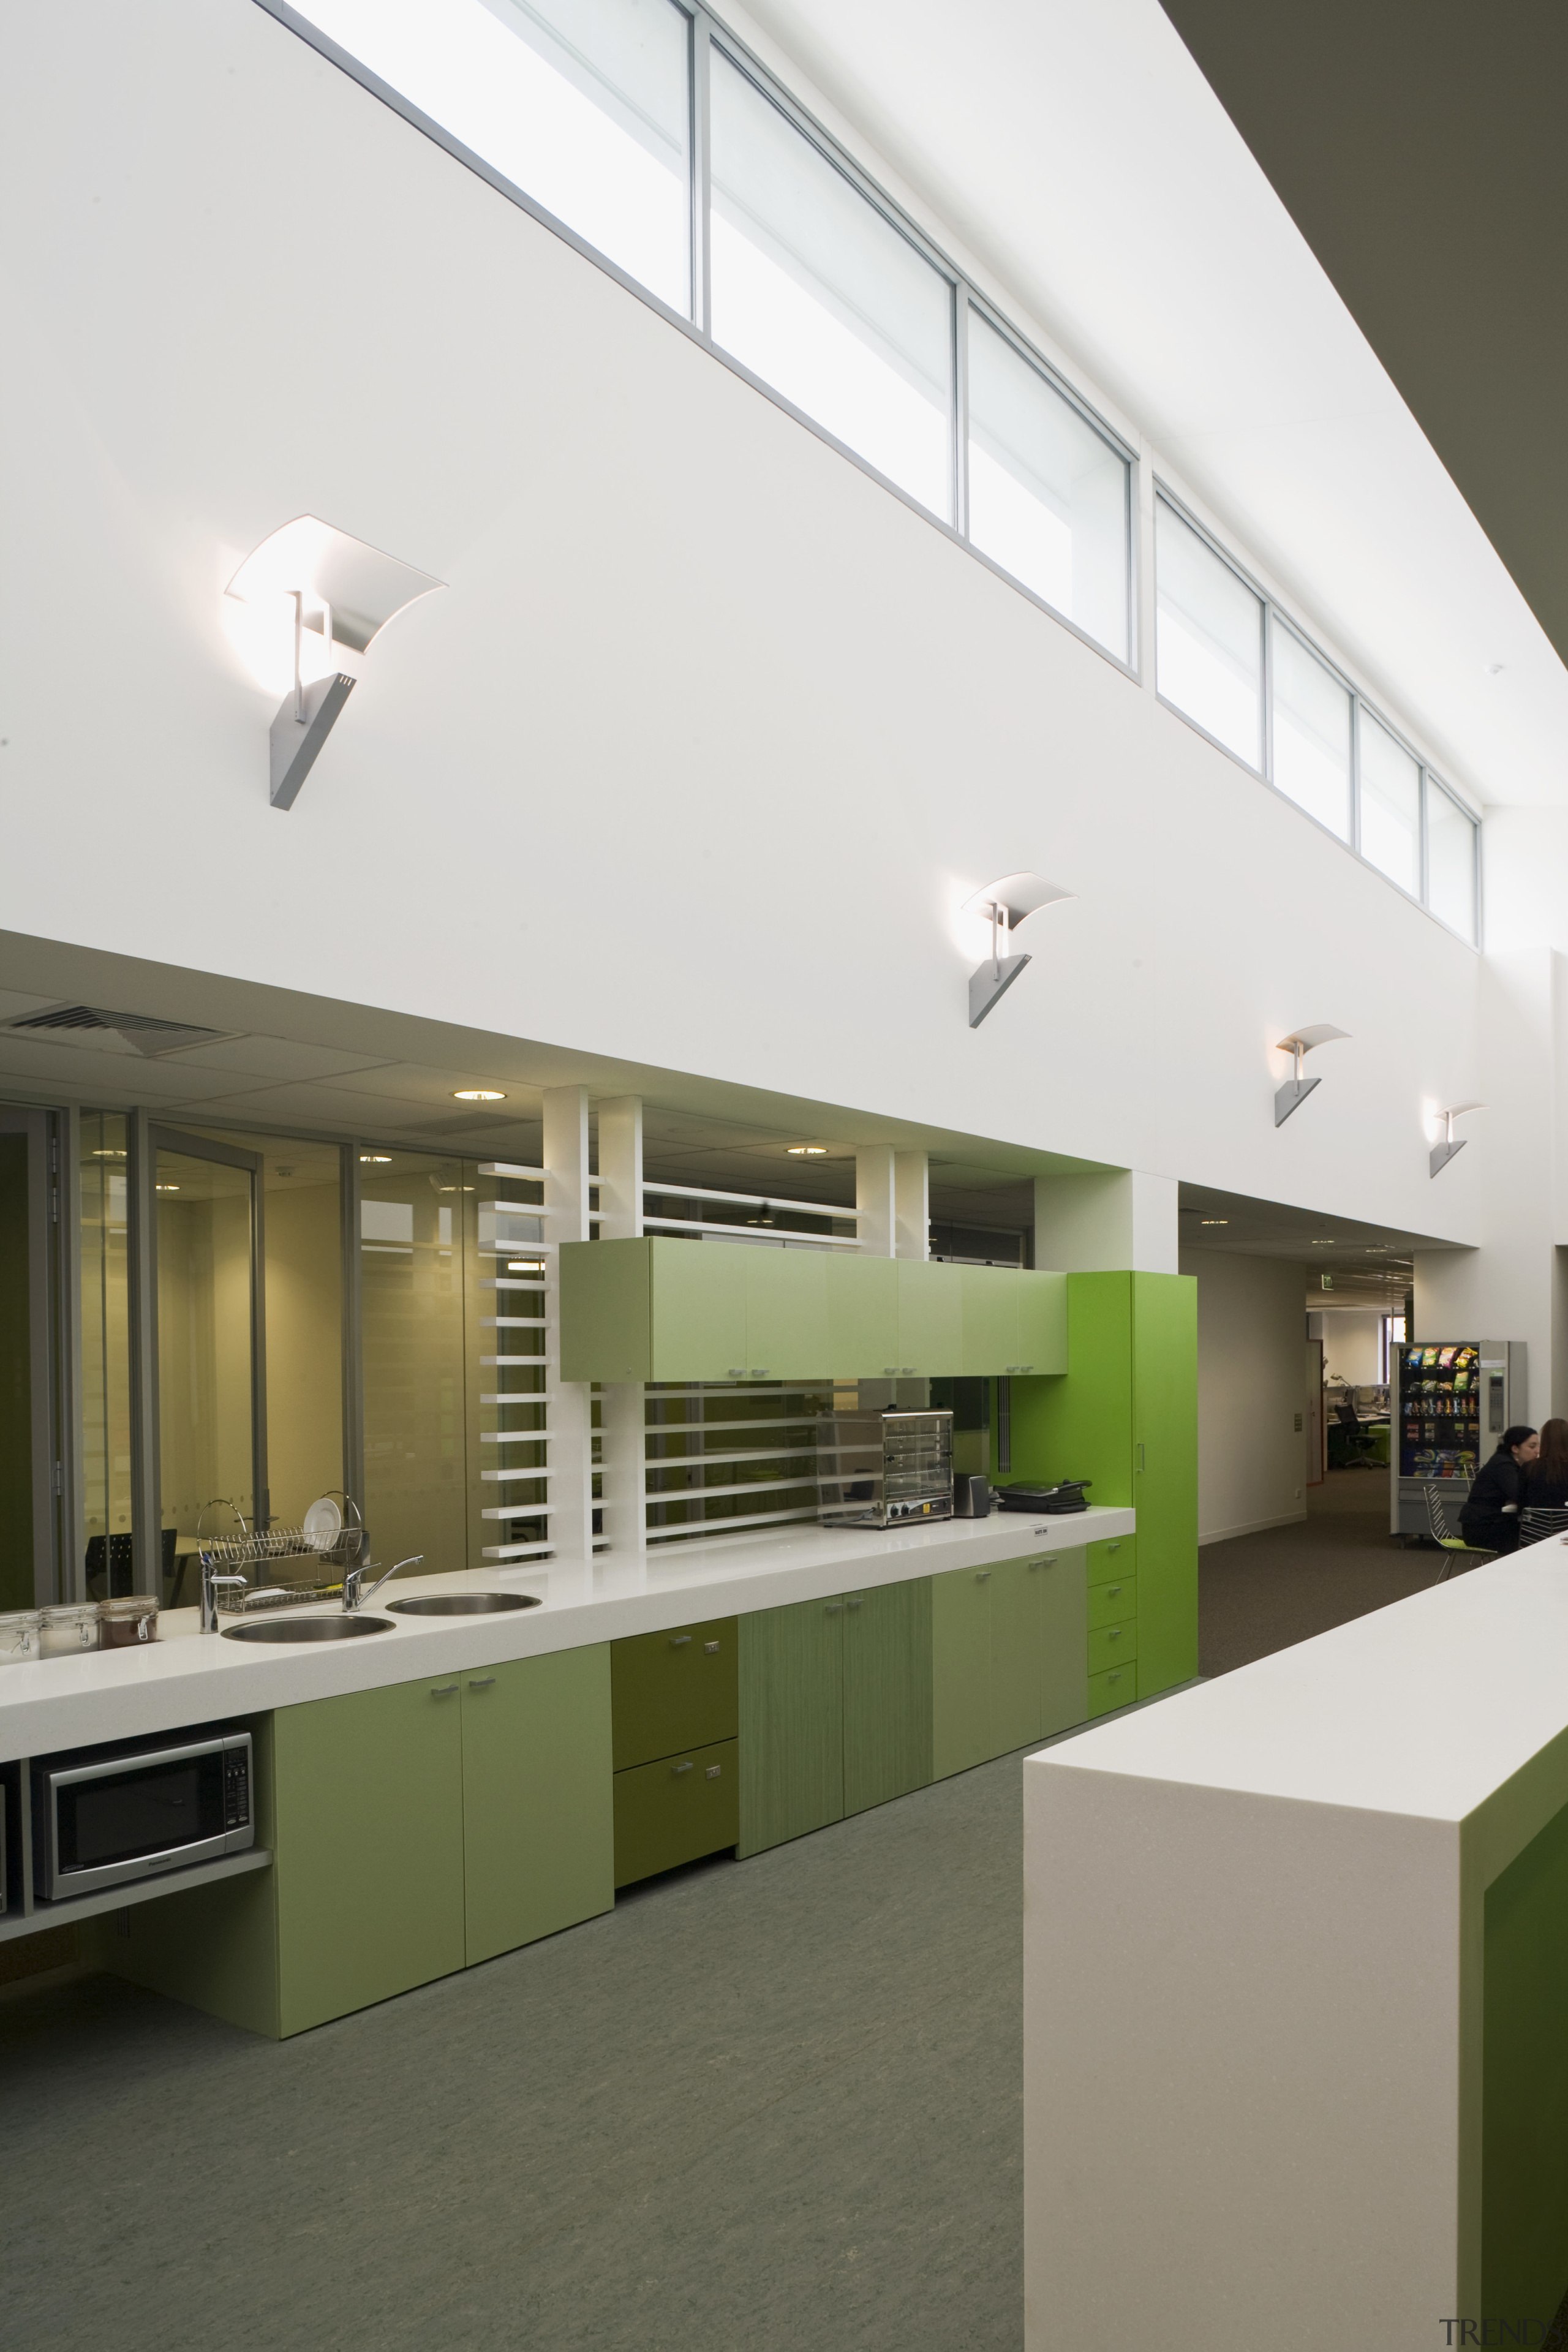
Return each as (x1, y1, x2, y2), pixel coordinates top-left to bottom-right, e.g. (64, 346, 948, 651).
(1423, 1484, 1494, 1580)
(1519, 1506, 1568, 1548)
(1332, 1396, 1378, 1468)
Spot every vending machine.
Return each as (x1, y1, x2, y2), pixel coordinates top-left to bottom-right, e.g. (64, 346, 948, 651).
(1391, 1340, 1528, 1536)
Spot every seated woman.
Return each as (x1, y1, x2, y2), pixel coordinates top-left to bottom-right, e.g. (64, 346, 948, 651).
(1520, 1418, 1568, 1524)
(1459, 1423, 1539, 1553)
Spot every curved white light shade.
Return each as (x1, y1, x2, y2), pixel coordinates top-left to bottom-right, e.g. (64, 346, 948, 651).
(1273, 1025, 1351, 1127)
(1431, 1100, 1483, 1178)
(226, 516, 443, 652)
(1275, 1023, 1351, 1057)
(962, 872, 1076, 929)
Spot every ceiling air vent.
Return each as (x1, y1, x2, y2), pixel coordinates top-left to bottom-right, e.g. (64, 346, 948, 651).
(8, 1005, 241, 1058)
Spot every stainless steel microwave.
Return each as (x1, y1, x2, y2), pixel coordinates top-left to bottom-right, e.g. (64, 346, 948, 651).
(32, 1727, 254, 1902)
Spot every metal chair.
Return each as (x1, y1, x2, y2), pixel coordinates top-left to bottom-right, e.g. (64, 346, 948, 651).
(1424, 1483, 1494, 1580)
(1519, 1505, 1568, 1548)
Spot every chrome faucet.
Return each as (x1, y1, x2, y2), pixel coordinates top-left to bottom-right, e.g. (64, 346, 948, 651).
(200, 1558, 249, 1633)
(342, 1555, 423, 1613)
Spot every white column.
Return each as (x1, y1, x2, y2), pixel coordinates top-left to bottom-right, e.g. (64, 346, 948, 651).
(1033, 1169, 1178, 1274)
(894, 1150, 929, 1261)
(542, 1084, 593, 1562)
(596, 1095, 645, 1552)
(856, 1145, 895, 1257)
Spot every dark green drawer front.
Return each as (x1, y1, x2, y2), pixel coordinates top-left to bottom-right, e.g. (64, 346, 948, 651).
(611, 1618, 738, 1771)
(1087, 1620, 1137, 1676)
(1087, 1662, 1135, 1718)
(1086, 1536, 1136, 1586)
(1087, 1575, 1137, 1632)
(614, 1738, 739, 1888)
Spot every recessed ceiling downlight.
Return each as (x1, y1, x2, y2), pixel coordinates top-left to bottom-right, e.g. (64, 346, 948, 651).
(786, 1144, 829, 1157)
(453, 1089, 505, 1102)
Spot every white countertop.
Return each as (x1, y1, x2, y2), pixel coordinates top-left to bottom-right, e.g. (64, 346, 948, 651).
(0, 1506, 1132, 1762)
(1047, 1535, 1568, 1823)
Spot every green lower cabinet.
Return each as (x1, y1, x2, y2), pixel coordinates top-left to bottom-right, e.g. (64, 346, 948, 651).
(461, 1648, 614, 1967)
(1087, 1574, 1137, 1630)
(932, 1548, 1088, 1777)
(273, 1674, 468, 2037)
(614, 1738, 739, 1887)
(1037, 1548, 1090, 1738)
(1087, 1619, 1136, 1678)
(1087, 1534, 1136, 1586)
(611, 1618, 738, 1771)
(843, 1580, 932, 1814)
(932, 1566, 994, 1778)
(738, 1597, 845, 1856)
(1087, 1661, 1135, 1717)
(989, 1555, 1046, 1752)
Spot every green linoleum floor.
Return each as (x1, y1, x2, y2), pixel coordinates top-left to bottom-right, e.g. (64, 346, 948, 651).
(0, 1751, 1027, 2352)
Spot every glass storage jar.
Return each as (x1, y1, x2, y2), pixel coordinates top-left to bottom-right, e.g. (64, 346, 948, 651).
(99, 1594, 160, 1648)
(0, 1610, 42, 1664)
(39, 1602, 101, 1658)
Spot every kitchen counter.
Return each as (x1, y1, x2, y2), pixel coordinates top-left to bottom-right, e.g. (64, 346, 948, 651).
(1023, 1535, 1568, 2350)
(0, 1506, 1133, 1762)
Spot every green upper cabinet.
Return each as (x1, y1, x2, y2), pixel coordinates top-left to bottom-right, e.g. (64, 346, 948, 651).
(563, 1238, 1066, 1384)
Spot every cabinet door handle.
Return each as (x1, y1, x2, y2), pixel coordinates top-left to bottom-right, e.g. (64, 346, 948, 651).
(1136, 1444, 1146, 1472)
(467, 1676, 496, 1689)
(704, 1640, 720, 1654)
(883, 1366, 901, 1376)
(669, 1634, 692, 1648)
(845, 1596, 863, 1610)
(901, 1365, 916, 1374)
(673, 1760, 694, 1776)
(726, 1367, 747, 1378)
(431, 1684, 459, 1697)
(825, 1602, 843, 1615)
(975, 1571, 990, 1583)
(751, 1367, 771, 1378)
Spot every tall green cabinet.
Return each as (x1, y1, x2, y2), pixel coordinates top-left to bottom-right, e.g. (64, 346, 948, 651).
(1008, 1271, 1197, 1700)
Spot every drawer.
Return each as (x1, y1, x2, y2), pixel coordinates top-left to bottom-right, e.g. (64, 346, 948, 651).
(1087, 1535, 1135, 1587)
(1087, 1662, 1135, 1718)
(1087, 1575, 1137, 1632)
(1087, 1619, 1137, 1676)
(614, 1737, 739, 1889)
(611, 1618, 738, 1771)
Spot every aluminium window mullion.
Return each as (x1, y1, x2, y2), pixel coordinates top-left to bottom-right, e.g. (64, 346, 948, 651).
(953, 282, 970, 542)
(1262, 602, 1276, 787)
(691, 7, 712, 338)
(1349, 696, 1363, 857)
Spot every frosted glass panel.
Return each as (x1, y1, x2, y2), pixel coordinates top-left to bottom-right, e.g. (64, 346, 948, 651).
(967, 313, 1128, 660)
(710, 51, 952, 519)
(156, 1150, 257, 1544)
(1359, 711, 1420, 894)
(1270, 618, 1351, 839)
(361, 1153, 470, 1573)
(1426, 780, 1477, 941)
(80, 1112, 132, 1583)
(296, 0, 692, 315)
(1156, 501, 1262, 768)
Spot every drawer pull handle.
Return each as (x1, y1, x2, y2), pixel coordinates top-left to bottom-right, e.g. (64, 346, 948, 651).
(704, 1640, 720, 1654)
(669, 1635, 692, 1648)
(468, 1676, 496, 1689)
(975, 1571, 990, 1582)
(825, 1603, 843, 1615)
(1106, 1585, 1121, 1597)
(1107, 1629, 1122, 1642)
(705, 1765, 722, 1779)
(673, 1761, 694, 1776)
(1108, 1672, 1123, 1684)
(1106, 1542, 1121, 1555)
(431, 1684, 459, 1697)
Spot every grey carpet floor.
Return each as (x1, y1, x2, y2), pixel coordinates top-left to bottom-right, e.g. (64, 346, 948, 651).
(0, 1749, 1027, 2352)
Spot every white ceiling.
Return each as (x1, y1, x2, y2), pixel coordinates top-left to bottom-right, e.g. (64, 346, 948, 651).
(733, 0, 1568, 810)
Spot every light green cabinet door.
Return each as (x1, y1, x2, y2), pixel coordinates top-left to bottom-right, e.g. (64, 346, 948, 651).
(560, 1237, 651, 1382)
(898, 1259, 963, 1374)
(649, 1238, 748, 1382)
(932, 1564, 992, 1777)
(1015, 1273, 1068, 1375)
(738, 1597, 845, 1856)
(461, 1646, 614, 1967)
(843, 1579, 933, 1814)
(744, 1245, 828, 1380)
(273, 1676, 467, 2037)
(826, 1253, 901, 1378)
(1036, 1545, 1088, 1736)
(989, 1555, 1044, 1752)
(960, 1266, 1019, 1376)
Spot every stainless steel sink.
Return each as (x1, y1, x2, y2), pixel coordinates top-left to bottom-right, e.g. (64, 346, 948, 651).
(386, 1592, 543, 1616)
(221, 1614, 398, 1642)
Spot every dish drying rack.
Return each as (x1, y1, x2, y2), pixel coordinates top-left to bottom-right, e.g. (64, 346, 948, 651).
(195, 1494, 364, 1613)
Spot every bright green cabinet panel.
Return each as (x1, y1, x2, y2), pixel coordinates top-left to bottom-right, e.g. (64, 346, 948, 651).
(461, 1647, 614, 1967)
(611, 1617, 737, 1771)
(273, 1676, 467, 2037)
(1132, 1272, 1199, 1699)
(1016, 1275, 1068, 1376)
(614, 1736, 739, 1888)
(960, 1267, 1018, 1376)
(737, 1597, 845, 1856)
(932, 1564, 993, 1778)
(989, 1555, 1045, 1752)
(1087, 1534, 1136, 1585)
(826, 1253, 901, 1377)
(744, 1245, 827, 1380)
(842, 1579, 933, 1814)
(1087, 1575, 1136, 1632)
(560, 1237, 652, 1382)
(1011, 1272, 1134, 1505)
(1482, 1800, 1568, 2326)
(897, 1259, 963, 1373)
(651, 1241, 748, 1382)
(1036, 1546, 1089, 1738)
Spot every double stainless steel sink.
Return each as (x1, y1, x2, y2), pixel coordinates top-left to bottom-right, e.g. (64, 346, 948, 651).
(220, 1591, 543, 1642)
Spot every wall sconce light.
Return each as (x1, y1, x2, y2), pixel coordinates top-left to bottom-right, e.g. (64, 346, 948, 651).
(226, 517, 443, 810)
(1273, 1025, 1349, 1126)
(962, 873, 1074, 1028)
(1430, 1102, 1481, 1178)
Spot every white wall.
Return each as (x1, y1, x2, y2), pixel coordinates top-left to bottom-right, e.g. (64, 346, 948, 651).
(0, 3, 1498, 1252)
(1182, 1251, 1307, 1544)
(1310, 1312, 1384, 1387)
